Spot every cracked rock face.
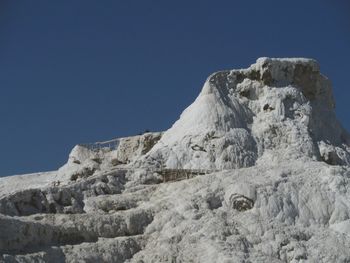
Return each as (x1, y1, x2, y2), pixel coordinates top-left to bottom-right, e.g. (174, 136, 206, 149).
(1, 58, 350, 263)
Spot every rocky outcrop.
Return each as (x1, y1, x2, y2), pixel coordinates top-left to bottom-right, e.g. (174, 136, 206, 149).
(0, 58, 350, 262)
(140, 58, 349, 171)
(113, 132, 163, 164)
(0, 169, 126, 217)
(54, 132, 163, 184)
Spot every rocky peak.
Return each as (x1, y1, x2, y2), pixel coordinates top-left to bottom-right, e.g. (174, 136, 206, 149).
(140, 58, 349, 170)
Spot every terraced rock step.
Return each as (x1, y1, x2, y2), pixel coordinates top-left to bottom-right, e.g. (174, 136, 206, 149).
(2, 236, 144, 263)
(0, 169, 127, 217)
(0, 208, 153, 255)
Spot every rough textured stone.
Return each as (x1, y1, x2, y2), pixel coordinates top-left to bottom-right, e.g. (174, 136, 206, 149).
(1, 58, 350, 262)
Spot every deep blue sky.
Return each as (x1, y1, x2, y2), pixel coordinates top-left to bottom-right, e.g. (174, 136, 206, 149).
(0, 0, 349, 176)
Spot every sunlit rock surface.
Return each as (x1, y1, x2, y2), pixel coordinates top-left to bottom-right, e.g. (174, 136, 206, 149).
(1, 58, 350, 263)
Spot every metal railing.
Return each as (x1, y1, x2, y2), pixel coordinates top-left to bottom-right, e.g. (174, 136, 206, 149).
(67, 164, 220, 184)
(79, 138, 120, 152)
(154, 168, 218, 182)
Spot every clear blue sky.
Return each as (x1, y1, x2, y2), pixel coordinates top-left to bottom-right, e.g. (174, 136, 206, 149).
(0, 0, 349, 176)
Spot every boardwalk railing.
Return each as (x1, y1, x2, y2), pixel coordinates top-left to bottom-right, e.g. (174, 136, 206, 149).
(154, 168, 218, 183)
(99, 167, 218, 183)
(79, 138, 120, 152)
(69, 165, 219, 184)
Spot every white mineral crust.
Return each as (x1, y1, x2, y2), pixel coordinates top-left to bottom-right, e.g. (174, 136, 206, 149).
(1, 58, 350, 263)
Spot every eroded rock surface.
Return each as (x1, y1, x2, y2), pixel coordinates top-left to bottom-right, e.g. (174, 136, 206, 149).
(1, 58, 350, 262)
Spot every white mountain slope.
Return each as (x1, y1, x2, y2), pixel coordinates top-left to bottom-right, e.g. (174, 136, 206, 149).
(1, 58, 350, 263)
(139, 57, 349, 170)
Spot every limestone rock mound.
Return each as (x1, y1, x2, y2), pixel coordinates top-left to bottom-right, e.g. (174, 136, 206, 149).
(1, 58, 350, 263)
(140, 58, 349, 170)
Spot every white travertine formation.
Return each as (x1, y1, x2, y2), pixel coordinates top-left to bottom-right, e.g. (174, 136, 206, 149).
(1, 58, 350, 262)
